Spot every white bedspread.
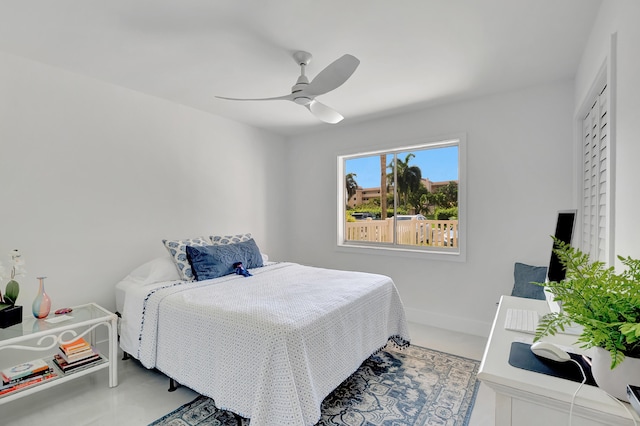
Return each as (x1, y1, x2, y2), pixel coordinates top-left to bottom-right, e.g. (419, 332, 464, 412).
(120, 262, 409, 426)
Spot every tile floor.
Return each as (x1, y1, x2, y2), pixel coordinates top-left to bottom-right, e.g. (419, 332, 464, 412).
(0, 322, 495, 425)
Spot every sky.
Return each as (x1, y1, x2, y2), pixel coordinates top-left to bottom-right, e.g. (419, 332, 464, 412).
(345, 145, 458, 188)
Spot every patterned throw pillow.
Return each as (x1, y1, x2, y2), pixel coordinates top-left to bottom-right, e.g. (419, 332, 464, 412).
(210, 233, 252, 245)
(162, 237, 210, 281)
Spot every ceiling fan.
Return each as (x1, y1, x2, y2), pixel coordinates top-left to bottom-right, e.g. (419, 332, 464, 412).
(216, 51, 360, 124)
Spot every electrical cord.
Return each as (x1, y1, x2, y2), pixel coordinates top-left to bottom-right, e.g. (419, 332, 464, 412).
(606, 393, 639, 426)
(568, 359, 586, 426)
(566, 359, 638, 426)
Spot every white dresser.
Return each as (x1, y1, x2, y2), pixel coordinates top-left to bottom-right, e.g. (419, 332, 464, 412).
(478, 295, 639, 426)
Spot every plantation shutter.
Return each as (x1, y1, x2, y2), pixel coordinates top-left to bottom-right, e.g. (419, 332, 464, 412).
(581, 84, 609, 263)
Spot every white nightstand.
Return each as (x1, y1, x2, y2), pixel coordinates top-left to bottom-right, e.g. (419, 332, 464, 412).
(0, 302, 118, 404)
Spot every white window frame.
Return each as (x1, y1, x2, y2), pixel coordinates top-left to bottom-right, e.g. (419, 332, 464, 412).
(337, 134, 466, 262)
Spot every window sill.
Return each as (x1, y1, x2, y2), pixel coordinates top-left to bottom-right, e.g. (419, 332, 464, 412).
(336, 242, 466, 262)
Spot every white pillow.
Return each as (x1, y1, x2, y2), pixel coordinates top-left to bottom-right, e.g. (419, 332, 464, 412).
(115, 256, 181, 313)
(127, 256, 181, 284)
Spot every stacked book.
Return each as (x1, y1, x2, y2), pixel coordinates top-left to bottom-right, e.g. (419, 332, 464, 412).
(53, 337, 102, 373)
(1, 358, 57, 396)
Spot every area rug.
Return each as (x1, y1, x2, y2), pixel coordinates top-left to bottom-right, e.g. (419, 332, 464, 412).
(148, 344, 480, 426)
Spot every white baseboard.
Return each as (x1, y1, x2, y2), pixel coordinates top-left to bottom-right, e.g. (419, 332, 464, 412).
(404, 307, 492, 338)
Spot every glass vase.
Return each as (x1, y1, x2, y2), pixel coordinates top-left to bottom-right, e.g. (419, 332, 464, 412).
(32, 276, 52, 319)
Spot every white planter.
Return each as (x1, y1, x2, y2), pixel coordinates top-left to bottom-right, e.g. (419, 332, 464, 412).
(591, 346, 640, 400)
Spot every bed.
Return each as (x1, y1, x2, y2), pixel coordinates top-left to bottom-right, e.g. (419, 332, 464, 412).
(117, 247, 410, 426)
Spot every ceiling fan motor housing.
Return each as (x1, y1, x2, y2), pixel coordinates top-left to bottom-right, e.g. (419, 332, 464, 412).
(292, 73, 312, 105)
(293, 96, 312, 105)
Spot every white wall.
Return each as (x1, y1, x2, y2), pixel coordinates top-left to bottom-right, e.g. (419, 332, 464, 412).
(575, 0, 640, 262)
(0, 51, 287, 314)
(286, 80, 575, 336)
(3, 15, 615, 337)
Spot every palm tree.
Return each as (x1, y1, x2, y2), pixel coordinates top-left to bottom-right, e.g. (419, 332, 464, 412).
(437, 181, 458, 208)
(395, 153, 422, 209)
(379, 155, 387, 220)
(345, 173, 358, 207)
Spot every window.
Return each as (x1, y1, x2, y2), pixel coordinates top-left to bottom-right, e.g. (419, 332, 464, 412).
(338, 137, 465, 258)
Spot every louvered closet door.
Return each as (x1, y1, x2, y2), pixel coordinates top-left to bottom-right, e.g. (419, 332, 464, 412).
(582, 84, 608, 263)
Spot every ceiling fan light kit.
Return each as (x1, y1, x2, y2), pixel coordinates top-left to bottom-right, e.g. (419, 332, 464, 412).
(216, 51, 360, 124)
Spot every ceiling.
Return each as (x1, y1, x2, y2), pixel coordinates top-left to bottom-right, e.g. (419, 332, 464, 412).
(0, 0, 602, 136)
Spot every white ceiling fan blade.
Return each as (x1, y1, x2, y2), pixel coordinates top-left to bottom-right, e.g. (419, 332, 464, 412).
(306, 54, 360, 96)
(215, 94, 295, 102)
(306, 100, 344, 124)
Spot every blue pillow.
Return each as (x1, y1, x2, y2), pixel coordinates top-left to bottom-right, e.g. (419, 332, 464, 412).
(511, 262, 547, 300)
(186, 239, 263, 281)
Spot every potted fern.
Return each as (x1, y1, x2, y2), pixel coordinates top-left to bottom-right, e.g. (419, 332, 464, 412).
(534, 239, 640, 399)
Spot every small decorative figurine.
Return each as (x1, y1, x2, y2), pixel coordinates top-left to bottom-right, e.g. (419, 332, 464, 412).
(233, 262, 252, 277)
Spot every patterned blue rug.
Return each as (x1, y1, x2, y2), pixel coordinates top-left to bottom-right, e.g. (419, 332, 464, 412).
(149, 345, 480, 426)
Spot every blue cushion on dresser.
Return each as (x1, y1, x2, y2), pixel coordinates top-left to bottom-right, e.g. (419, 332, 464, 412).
(511, 262, 547, 300)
